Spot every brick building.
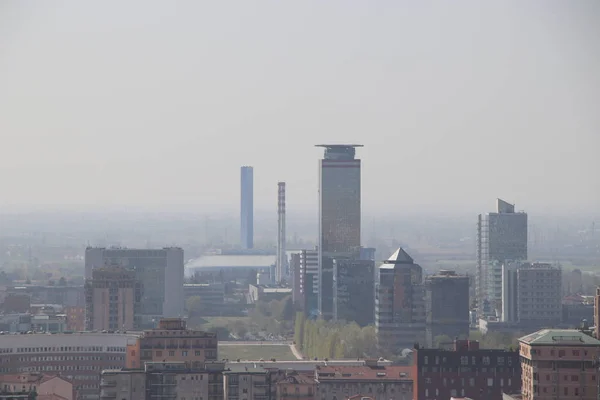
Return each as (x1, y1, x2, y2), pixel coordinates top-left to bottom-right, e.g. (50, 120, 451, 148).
(276, 370, 316, 400)
(412, 340, 521, 400)
(125, 318, 218, 369)
(519, 329, 600, 400)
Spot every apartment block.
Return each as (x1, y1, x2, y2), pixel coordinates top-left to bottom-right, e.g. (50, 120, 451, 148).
(126, 318, 218, 369)
(100, 361, 225, 400)
(0, 373, 74, 400)
(517, 263, 562, 326)
(315, 362, 412, 400)
(85, 266, 142, 331)
(412, 340, 521, 400)
(519, 329, 600, 400)
(276, 370, 316, 400)
(223, 364, 272, 400)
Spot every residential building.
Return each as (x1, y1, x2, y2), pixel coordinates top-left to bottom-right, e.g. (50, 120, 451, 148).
(315, 362, 413, 400)
(276, 370, 316, 400)
(0, 373, 73, 400)
(0, 331, 137, 400)
(595, 287, 600, 338)
(299, 249, 319, 317)
(241, 166, 254, 249)
(85, 266, 141, 331)
(412, 340, 521, 400)
(100, 361, 226, 400)
(64, 306, 85, 331)
(424, 270, 469, 346)
(476, 199, 528, 315)
(375, 248, 426, 355)
(517, 263, 561, 326)
(333, 258, 375, 326)
(316, 144, 362, 319)
(125, 318, 218, 369)
(519, 329, 600, 400)
(223, 364, 272, 400)
(84, 247, 185, 327)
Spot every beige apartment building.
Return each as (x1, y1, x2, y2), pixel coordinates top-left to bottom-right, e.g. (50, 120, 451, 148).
(126, 318, 218, 369)
(223, 365, 271, 400)
(519, 329, 600, 400)
(85, 266, 141, 331)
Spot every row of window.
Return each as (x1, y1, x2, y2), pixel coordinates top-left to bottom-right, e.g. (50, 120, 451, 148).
(16, 355, 124, 362)
(11, 346, 126, 353)
(423, 377, 512, 387)
(16, 365, 122, 372)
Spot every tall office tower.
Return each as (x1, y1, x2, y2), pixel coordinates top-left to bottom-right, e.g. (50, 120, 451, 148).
(501, 262, 519, 322)
(85, 247, 184, 328)
(476, 198, 527, 315)
(240, 166, 254, 249)
(316, 144, 362, 318)
(333, 258, 375, 326)
(85, 265, 142, 331)
(299, 249, 319, 317)
(424, 270, 469, 347)
(517, 262, 562, 327)
(375, 248, 426, 355)
(276, 182, 286, 283)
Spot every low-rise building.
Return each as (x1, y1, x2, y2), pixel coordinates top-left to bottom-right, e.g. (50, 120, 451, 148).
(0, 332, 136, 400)
(223, 364, 272, 400)
(315, 362, 412, 400)
(100, 361, 225, 400)
(0, 373, 73, 400)
(519, 329, 600, 400)
(183, 284, 225, 315)
(276, 370, 316, 400)
(412, 340, 521, 400)
(248, 285, 292, 304)
(126, 318, 218, 369)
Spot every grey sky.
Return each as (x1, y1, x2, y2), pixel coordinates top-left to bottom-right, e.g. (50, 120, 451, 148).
(1, 1, 598, 215)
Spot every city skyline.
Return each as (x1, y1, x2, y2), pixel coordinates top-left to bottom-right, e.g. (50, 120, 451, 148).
(0, 2, 598, 214)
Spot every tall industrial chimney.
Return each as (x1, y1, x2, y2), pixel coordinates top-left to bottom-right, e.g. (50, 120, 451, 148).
(276, 182, 286, 283)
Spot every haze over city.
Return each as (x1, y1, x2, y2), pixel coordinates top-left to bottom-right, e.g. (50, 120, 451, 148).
(1, 1, 599, 215)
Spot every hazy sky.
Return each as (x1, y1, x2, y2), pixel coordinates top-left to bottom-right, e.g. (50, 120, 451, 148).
(1, 1, 598, 215)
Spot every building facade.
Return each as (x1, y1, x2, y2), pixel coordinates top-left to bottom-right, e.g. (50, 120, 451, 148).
(276, 182, 287, 283)
(101, 361, 225, 400)
(125, 318, 218, 370)
(517, 263, 562, 326)
(424, 270, 469, 347)
(501, 262, 519, 322)
(183, 283, 225, 315)
(316, 145, 362, 319)
(477, 199, 528, 315)
(315, 362, 412, 400)
(333, 258, 374, 326)
(0, 332, 136, 400)
(299, 249, 319, 317)
(85, 266, 141, 331)
(413, 340, 521, 400)
(519, 329, 600, 400)
(84, 247, 185, 327)
(375, 248, 425, 355)
(241, 166, 254, 250)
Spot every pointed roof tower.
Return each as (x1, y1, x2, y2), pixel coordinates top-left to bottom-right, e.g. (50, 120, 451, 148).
(383, 248, 414, 265)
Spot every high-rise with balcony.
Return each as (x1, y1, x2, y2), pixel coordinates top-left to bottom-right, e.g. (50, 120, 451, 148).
(240, 166, 254, 249)
(476, 199, 527, 315)
(316, 144, 362, 319)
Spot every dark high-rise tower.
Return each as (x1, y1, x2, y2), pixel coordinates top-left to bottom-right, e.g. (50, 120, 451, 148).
(240, 166, 254, 249)
(316, 144, 362, 318)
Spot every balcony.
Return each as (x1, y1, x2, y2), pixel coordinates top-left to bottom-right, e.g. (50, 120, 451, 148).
(280, 394, 314, 399)
(100, 391, 117, 399)
(100, 380, 117, 388)
(166, 345, 178, 349)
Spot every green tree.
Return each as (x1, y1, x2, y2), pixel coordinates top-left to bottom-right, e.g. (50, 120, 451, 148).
(186, 296, 203, 316)
(434, 335, 453, 348)
(294, 312, 306, 345)
(278, 296, 295, 321)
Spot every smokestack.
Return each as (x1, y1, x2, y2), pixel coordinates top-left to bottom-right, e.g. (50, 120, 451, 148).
(276, 182, 286, 283)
